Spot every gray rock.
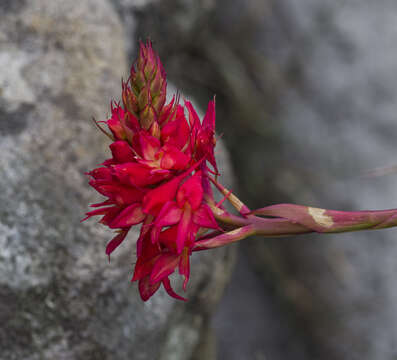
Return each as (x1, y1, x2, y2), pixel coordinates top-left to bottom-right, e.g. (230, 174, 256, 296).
(0, 1, 235, 359)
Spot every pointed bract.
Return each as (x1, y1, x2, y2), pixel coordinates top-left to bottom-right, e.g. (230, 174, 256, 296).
(139, 276, 162, 301)
(106, 230, 129, 260)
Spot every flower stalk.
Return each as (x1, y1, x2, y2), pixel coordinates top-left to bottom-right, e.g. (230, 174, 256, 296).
(84, 41, 397, 302)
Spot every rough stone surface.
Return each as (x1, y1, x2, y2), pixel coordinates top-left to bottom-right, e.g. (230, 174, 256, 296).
(0, 1, 235, 359)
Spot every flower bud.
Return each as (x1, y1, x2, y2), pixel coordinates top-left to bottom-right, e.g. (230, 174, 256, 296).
(121, 82, 139, 115)
(125, 41, 167, 129)
(140, 104, 158, 130)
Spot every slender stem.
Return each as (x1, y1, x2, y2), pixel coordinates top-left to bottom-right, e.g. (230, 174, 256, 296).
(194, 225, 256, 250)
(252, 217, 310, 237)
(198, 178, 397, 251)
(208, 202, 251, 227)
(253, 203, 397, 233)
(194, 215, 312, 250)
(208, 176, 251, 215)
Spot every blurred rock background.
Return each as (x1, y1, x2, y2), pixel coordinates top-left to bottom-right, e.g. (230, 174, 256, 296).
(3, 0, 397, 359)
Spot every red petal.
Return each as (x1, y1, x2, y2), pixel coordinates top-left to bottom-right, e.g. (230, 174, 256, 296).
(100, 206, 123, 226)
(159, 96, 175, 125)
(88, 167, 112, 180)
(89, 199, 114, 208)
(109, 203, 145, 228)
(193, 203, 219, 229)
(196, 129, 218, 173)
(176, 206, 192, 253)
(107, 106, 125, 140)
(161, 106, 190, 149)
(185, 100, 200, 129)
(178, 247, 190, 291)
(160, 117, 178, 142)
(137, 218, 154, 256)
(140, 229, 159, 257)
(143, 176, 182, 215)
(122, 112, 139, 141)
(155, 201, 183, 228)
(97, 184, 144, 205)
(139, 132, 160, 160)
(174, 111, 191, 149)
(132, 253, 161, 281)
(176, 171, 203, 210)
(114, 162, 167, 187)
(162, 277, 187, 301)
(151, 202, 182, 244)
(158, 225, 179, 251)
(138, 276, 161, 301)
(132, 230, 163, 281)
(202, 99, 215, 130)
(125, 110, 140, 130)
(109, 141, 136, 163)
(150, 252, 180, 284)
(160, 145, 190, 170)
(200, 164, 215, 200)
(150, 226, 161, 245)
(143, 161, 205, 215)
(81, 206, 114, 222)
(105, 230, 128, 259)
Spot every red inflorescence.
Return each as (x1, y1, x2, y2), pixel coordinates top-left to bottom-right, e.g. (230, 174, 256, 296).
(83, 41, 218, 301)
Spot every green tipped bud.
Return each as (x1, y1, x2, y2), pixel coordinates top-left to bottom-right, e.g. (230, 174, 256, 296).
(122, 82, 139, 115)
(150, 70, 163, 97)
(138, 86, 150, 112)
(150, 121, 161, 139)
(140, 105, 158, 130)
(123, 41, 167, 129)
(152, 90, 166, 115)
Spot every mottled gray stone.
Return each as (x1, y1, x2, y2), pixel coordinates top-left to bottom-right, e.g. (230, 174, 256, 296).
(0, 1, 235, 359)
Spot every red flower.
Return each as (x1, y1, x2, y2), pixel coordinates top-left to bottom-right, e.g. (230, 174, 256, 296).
(151, 171, 218, 253)
(84, 41, 220, 301)
(131, 230, 189, 301)
(185, 100, 218, 174)
(85, 40, 397, 304)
